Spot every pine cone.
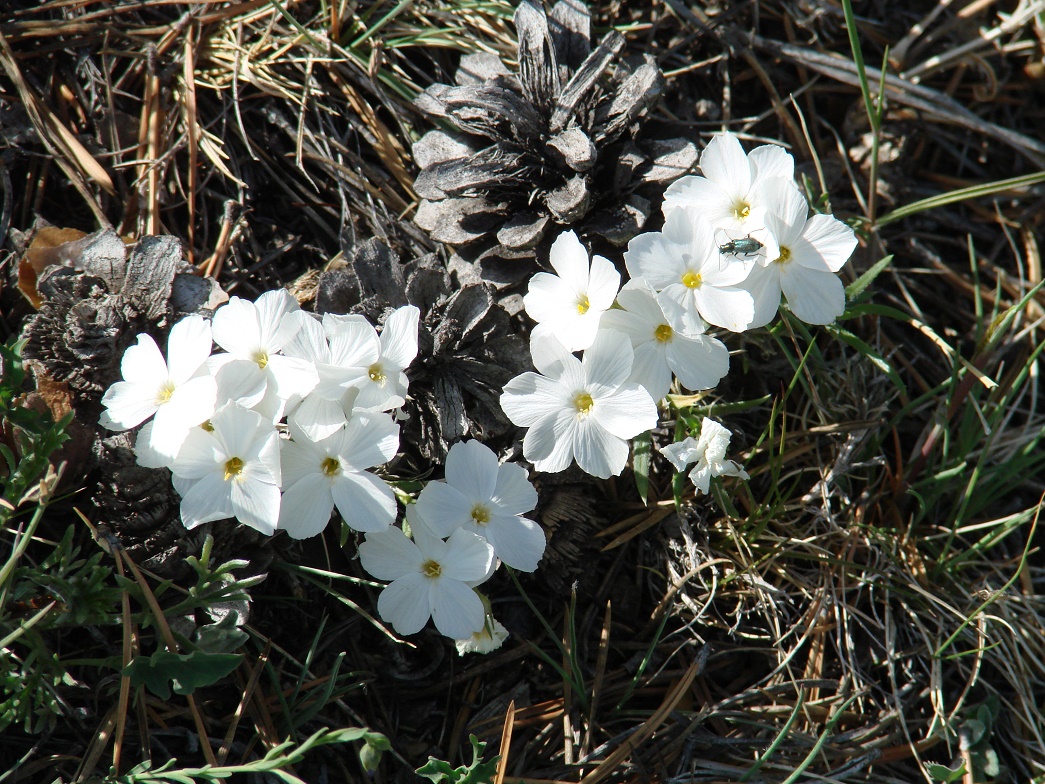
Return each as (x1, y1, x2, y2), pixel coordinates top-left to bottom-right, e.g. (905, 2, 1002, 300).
(412, 0, 696, 283)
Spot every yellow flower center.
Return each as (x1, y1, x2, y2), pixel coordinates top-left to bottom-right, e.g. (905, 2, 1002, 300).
(471, 504, 491, 525)
(252, 350, 269, 369)
(573, 392, 594, 415)
(201, 420, 215, 432)
(422, 559, 442, 579)
(223, 456, 244, 481)
(733, 201, 751, 220)
(682, 271, 702, 289)
(368, 363, 386, 382)
(576, 295, 590, 315)
(155, 382, 175, 405)
(321, 457, 340, 477)
(654, 324, 673, 343)
(775, 246, 792, 264)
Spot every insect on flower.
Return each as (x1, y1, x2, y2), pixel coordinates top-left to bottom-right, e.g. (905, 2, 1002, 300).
(718, 235, 764, 257)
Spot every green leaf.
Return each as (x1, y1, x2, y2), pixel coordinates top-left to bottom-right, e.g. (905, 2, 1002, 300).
(124, 650, 243, 699)
(845, 254, 893, 301)
(632, 430, 652, 506)
(927, 762, 966, 782)
(416, 735, 499, 784)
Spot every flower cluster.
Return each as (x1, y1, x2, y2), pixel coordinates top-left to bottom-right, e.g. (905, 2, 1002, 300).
(100, 305, 544, 646)
(94, 132, 854, 650)
(359, 439, 545, 640)
(501, 132, 858, 490)
(99, 290, 415, 539)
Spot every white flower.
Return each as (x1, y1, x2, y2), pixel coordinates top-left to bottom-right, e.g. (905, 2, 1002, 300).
(624, 207, 755, 332)
(170, 401, 282, 534)
(662, 132, 795, 236)
(286, 307, 419, 414)
(209, 290, 318, 420)
(414, 440, 544, 572)
(456, 616, 509, 655)
(523, 231, 620, 352)
(281, 312, 362, 440)
(277, 412, 400, 539)
(100, 315, 217, 463)
(499, 330, 658, 479)
(358, 525, 495, 639)
(659, 417, 748, 495)
(739, 181, 858, 328)
(600, 279, 729, 401)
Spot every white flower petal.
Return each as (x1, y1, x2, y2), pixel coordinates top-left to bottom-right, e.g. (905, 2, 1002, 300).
(378, 572, 431, 635)
(180, 473, 235, 528)
(416, 481, 472, 537)
(338, 412, 399, 469)
(166, 315, 213, 384)
(500, 372, 569, 428)
(441, 528, 496, 583)
(659, 437, 699, 472)
(254, 428, 282, 486)
(666, 335, 729, 391)
(230, 476, 280, 535)
(330, 471, 397, 532)
(529, 331, 579, 380)
(445, 439, 499, 502)
(278, 474, 334, 539)
(524, 273, 577, 324)
(209, 402, 267, 461)
(592, 382, 657, 440)
(280, 437, 321, 488)
(282, 311, 329, 363)
(147, 412, 192, 466)
(573, 419, 629, 479)
(99, 381, 158, 431)
(266, 354, 318, 400)
(255, 289, 300, 351)
(120, 334, 168, 386)
(736, 264, 782, 330)
(526, 409, 577, 473)
(598, 310, 650, 347)
(359, 526, 423, 581)
(688, 462, 713, 495)
(428, 578, 485, 639)
(699, 133, 753, 198)
(212, 358, 267, 408)
(547, 230, 591, 292)
(491, 462, 538, 516)
(163, 375, 218, 429)
(662, 176, 733, 225)
(171, 428, 223, 479)
(327, 318, 380, 367)
(614, 278, 668, 325)
(380, 305, 420, 370)
(749, 144, 795, 181)
(288, 394, 348, 442)
(485, 515, 546, 572)
(780, 265, 846, 325)
(135, 421, 178, 469)
(629, 341, 672, 401)
(797, 214, 858, 273)
(624, 230, 685, 290)
(583, 329, 633, 392)
(694, 286, 755, 332)
(587, 254, 621, 310)
(212, 297, 262, 357)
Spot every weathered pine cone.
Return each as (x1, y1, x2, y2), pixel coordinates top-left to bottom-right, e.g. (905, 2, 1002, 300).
(412, 0, 697, 282)
(316, 238, 530, 466)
